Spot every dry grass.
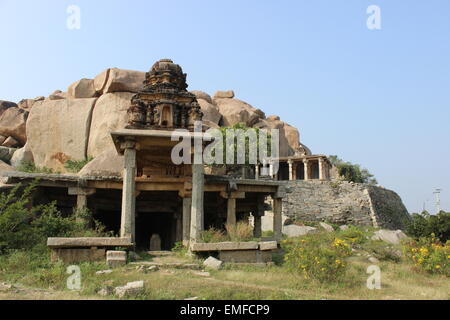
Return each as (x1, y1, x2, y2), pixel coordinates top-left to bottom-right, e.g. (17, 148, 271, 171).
(225, 221, 254, 242)
(1, 254, 449, 300)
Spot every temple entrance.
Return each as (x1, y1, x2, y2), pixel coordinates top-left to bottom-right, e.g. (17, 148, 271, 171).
(296, 162, 305, 180)
(277, 162, 289, 180)
(311, 161, 320, 179)
(135, 212, 176, 250)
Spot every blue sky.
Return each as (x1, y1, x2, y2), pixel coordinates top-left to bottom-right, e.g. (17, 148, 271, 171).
(0, 0, 449, 213)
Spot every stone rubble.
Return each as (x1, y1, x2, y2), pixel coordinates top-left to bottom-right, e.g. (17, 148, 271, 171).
(114, 280, 145, 298)
(203, 256, 223, 270)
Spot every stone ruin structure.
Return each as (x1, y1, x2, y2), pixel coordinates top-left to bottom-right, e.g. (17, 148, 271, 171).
(0, 59, 411, 263)
(1, 59, 285, 263)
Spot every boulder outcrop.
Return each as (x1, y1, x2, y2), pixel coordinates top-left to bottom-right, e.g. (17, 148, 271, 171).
(10, 142, 33, 168)
(94, 68, 146, 94)
(197, 99, 222, 124)
(3, 67, 304, 171)
(191, 90, 213, 104)
(0, 107, 28, 145)
(87, 92, 134, 157)
(0, 100, 18, 115)
(79, 148, 123, 177)
(26, 98, 97, 171)
(68, 78, 96, 99)
(214, 97, 265, 127)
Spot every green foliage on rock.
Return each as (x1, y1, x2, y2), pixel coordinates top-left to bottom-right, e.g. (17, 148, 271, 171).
(17, 161, 56, 174)
(64, 156, 94, 173)
(328, 155, 377, 185)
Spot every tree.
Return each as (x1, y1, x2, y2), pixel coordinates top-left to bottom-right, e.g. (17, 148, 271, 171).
(328, 155, 378, 185)
(406, 211, 450, 242)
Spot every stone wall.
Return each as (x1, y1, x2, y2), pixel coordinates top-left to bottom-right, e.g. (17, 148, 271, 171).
(282, 180, 410, 230)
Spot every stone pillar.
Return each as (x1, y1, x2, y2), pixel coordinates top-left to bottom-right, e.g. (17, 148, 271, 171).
(182, 197, 192, 246)
(325, 161, 330, 180)
(190, 164, 204, 242)
(220, 191, 245, 234)
(272, 197, 283, 242)
(255, 164, 259, 180)
(227, 198, 237, 226)
(175, 213, 183, 243)
(253, 196, 265, 238)
(288, 159, 293, 181)
(120, 141, 137, 241)
(269, 160, 274, 179)
(68, 187, 96, 223)
(319, 158, 325, 180)
(303, 159, 310, 181)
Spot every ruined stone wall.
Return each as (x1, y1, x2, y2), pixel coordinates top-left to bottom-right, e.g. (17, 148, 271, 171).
(282, 180, 410, 230)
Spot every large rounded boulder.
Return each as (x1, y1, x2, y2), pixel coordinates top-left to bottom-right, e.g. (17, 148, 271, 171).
(26, 98, 97, 171)
(87, 92, 134, 158)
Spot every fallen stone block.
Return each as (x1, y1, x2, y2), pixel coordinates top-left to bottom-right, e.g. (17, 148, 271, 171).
(148, 266, 159, 272)
(319, 222, 334, 232)
(368, 256, 380, 264)
(114, 280, 144, 298)
(106, 250, 127, 268)
(0, 282, 13, 291)
(97, 286, 113, 296)
(203, 256, 223, 270)
(282, 225, 318, 237)
(96, 269, 113, 275)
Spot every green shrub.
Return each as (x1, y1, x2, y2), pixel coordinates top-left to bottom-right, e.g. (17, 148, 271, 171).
(171, 241, 188, 256)
(337, 225, 368, 245)
(64, 157, 94, 173)
(200, 227, 228, 243)
(282, 233, 352, 282)
(328, 155, 377, 185)
(363, 241, 402, 262)
(406, 211, 450, 242)
(403, 237, 450, 276)
(17, 161, 56, 174)
(0, 182, 110, 253)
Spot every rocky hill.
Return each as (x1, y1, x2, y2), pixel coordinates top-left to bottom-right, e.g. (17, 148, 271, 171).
(0, 68, 304, 172)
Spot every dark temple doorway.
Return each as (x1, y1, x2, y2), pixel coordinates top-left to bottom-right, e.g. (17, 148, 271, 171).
(135, 212, 175, 251)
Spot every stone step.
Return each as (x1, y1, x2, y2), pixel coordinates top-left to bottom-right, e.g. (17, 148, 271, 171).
(147, 250, 175, 256)
(129, 261, 201, 270)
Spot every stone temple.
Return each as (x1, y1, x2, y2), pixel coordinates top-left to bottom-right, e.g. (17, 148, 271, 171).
(0, 59, 410, 263)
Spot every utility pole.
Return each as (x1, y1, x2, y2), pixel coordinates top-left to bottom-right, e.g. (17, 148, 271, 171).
(433, 189, 442, 214)
(422, 199, 429, 213)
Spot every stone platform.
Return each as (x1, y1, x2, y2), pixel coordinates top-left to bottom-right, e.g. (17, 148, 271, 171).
(47, 237, 134, 264)
(190, 241, 278, 264)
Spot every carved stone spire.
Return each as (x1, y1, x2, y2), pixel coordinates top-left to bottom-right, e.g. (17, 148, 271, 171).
(127, 59, 203, 130)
